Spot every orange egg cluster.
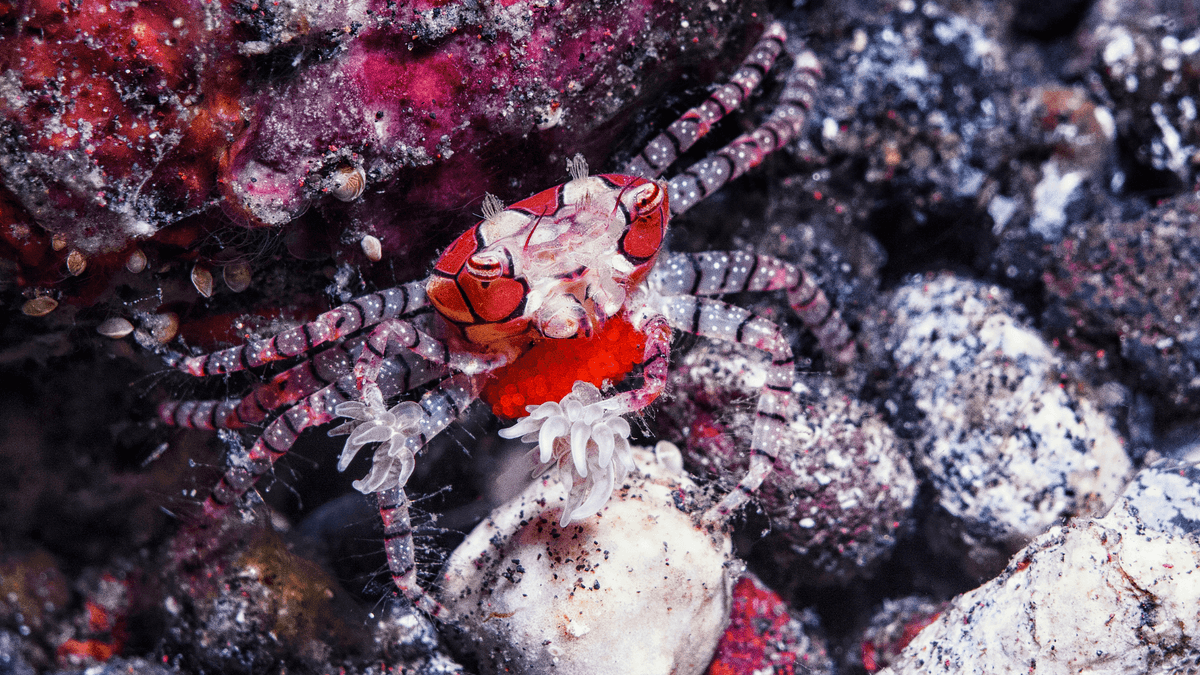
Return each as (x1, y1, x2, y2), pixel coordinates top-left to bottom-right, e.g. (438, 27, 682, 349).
(481, 316, 647, 420)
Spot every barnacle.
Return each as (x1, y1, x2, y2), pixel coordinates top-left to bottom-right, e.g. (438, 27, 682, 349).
(500, 381, 634, 526)
(330, 386, 423, 493)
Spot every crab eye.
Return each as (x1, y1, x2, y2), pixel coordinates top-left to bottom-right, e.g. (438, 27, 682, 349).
(466, 251, 508, 279)
(633, 182, 663, 211)
(619, 182, 667, 262)
(434, 227, 481, 275)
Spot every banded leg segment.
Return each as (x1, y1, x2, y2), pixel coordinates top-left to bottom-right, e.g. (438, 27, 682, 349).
(160, 398, 246, 432)
(668, 46, 823, 215)
(354, 318, 506, 391)
(654, 295, 799, 521)
(352, 375, 485, 617)
(204, 375, 359, 517)
(603, 313, 673, 415)
(202, 363, 465, 518)
(652, 251, 856, 368)
(623, 22, 788, 179)
(160, 338, 364, 430)
(376, 487, 448, 618)
(168, 281, 429, 376)
(159, 340, 448, 431)
(787, 269, 855, 370)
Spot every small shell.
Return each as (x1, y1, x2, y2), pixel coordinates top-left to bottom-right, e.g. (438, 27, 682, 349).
(535, 101, 563, 131)
(191, 264, 213, 298)
(223, 261, 252, 293)
(97, 317, 135, 339)
(50, 233, 67, 251)
(135, 312, 179, 345)
(360, 234, 382, 262)
(21, 296, 58, 317)
(331, 166, 366, 202)
(66, 250, 87, 276)
(126, 249, 148, 274)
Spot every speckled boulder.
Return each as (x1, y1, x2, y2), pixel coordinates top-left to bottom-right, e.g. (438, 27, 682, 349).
(884, 273, 1131, 577)
(879, 458, 1200, 675)
(1045, 192, 1200, 415)
(655, 340, 916, 586)
(371, 602, 468, 675)
(163, 514, 376, 673)
(439, 444, 736, 675)
(1116, 457, 1200, 537)
(799, 0, 1034, 283)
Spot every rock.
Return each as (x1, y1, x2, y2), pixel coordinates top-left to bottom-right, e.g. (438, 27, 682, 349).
(1115, 457, 1200, 538)
(0, 549, 70, 638)
(1020, 86, 1116, 241)
(855, 596, 945, 673)
(1075, 0, 1200, 188)
(163, 513, 375, 673)
(439, 444, 736, 675)
(0, 632, 36, 675)
(1045, 192, 1200, 415)
(0, 0, 766, 307)
(803, 0, 1025, 280)
(45, 656, 180, 675)
(879, 458, 1200, 675)
(372, 602, 469, 675)
(655, 341, 916, 586)
(884, 273, 1131, 577)
(705, 572, 833, 675)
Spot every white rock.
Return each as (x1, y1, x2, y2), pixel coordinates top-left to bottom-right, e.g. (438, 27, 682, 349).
(439, 444, 736, 675)
(880, 459, 1200, 674)
(887, 274, 1131, 575)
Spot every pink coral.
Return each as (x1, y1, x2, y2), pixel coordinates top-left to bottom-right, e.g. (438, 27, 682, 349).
(2, 0, 765, 309)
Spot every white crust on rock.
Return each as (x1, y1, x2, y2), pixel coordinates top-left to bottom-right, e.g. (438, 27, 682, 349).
(439, 445, 736, 675)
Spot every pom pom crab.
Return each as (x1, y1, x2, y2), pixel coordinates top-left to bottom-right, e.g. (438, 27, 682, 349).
(158, 23, 854, 617)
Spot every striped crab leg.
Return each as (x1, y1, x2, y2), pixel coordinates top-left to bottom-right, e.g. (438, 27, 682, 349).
(199, 355, 468, 520)
(159, 345, 448, 430)
(621, 21, 824, 217)
(160, 337, 364, 431)
(164, 281, 429, 376)
(185, 344, 445, 518)
(652, 251, 855, 369)
(333, 373, 485, 618)
(664, 45, 822, 215)
(376, 488, 450, 617)
(623, 22, 790, 179)
(652, 292, 800, 522)
(350, 318, 508, 390)
(202, 374, 358, 517)
(602, 313, 674, 415)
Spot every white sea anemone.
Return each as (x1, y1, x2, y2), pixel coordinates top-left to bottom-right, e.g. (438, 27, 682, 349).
(329, 385, 424, 493)
(499, 381, 634, 526)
